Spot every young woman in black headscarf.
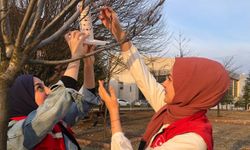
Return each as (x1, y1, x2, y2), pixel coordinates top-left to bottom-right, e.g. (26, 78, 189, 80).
(7, 30, 100, 150)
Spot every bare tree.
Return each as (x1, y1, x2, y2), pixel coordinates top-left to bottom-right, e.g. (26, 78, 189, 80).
(222, 56, 241, 76)
(91, 0, 168, 138)
(173, 31, 191, 57)
(0, 0, 100, 148)
(217, 56, 241, 116)
(0, 0, 167, 148)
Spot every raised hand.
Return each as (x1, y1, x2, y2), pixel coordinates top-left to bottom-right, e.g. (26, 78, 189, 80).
(99, 7, 124, 42)
(64, 30, 89, 58)
(98, 80, 119, 113)
(99, 7, 132, 52)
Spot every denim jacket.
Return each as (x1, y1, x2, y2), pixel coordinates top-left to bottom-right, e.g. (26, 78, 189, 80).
(7, 81, 100, 150)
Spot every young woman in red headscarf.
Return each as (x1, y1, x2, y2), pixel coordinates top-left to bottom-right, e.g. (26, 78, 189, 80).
(98, 7, 230, 150)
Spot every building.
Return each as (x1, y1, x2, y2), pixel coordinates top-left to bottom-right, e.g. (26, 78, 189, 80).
(229, 73, 247, 101)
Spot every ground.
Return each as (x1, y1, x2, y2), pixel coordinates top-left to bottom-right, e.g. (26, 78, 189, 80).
(73, 109, 250, 150)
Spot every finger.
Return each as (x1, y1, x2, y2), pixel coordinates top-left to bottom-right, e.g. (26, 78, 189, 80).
(100, 7, 114, 17)
(98, 15, 104, 21)
(109, 86, 117, 100)
(64, 32, 71, 42)
(88, 45, 96, 53)
(98, 80, 106, 97)
(78, 33, 88, 41)
(103, 9, 112, 18)
(100, 83, 111, 98)
(106, 7, 113, 13)
(99, 6, 108, 11)
(72, 30, 78, 38)
(98, 86, 105, 100)
(98, 80, 104, 88)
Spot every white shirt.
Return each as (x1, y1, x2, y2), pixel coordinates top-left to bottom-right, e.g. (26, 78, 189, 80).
(110, 44, 207, 150)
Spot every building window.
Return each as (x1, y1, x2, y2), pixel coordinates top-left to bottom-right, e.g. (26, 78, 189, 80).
(233, 80, 238, 97)
(156, 75, 166, 83)
(119, 82, 123, 90)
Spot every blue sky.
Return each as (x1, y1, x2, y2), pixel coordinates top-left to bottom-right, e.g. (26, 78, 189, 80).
(163, 0, 250, 73)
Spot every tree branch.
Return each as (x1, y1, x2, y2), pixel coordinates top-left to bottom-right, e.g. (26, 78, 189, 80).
(37, 1, 96, 49)
(0, 0, 13, 58)
(37, 10, 80, 48)
(35, 0, 81, 41)
(29, 44, 112, 65)
(23, 0, 82, 55)
(29, 33, 130, 65)
(24, 0, 45, 45)
(15, 0, 38, 52)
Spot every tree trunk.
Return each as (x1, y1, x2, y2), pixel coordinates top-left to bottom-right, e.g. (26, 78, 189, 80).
(0, 49, 23, 149)
(0, 79, 8, 150)
(217, 103, 221, 117)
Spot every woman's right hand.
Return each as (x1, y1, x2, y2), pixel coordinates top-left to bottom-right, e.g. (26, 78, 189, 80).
(99, 7, 125, 43)
(98, 80, 119, 113)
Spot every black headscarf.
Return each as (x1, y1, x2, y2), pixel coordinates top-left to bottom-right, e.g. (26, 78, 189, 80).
(8, 75, 38, 118)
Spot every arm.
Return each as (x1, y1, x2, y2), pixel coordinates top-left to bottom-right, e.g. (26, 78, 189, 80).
(21, 82, 82, 149)
(63, 30, 89, 80)
(20, 31, 88, 148)
(64, 46, 101, 125)
(99, 7, 174, 111)
(83, 45, 95, 89)
(122, 46, 173, 111)
(98, 80, 133, 150)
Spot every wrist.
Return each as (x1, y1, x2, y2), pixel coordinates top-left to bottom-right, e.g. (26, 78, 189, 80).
(71, 53, 82, 58)
(109, 107, 119, 114)
(84, 61, 94, 67)
(115, 31, 126, 43)
(110, 118, 120, 123)
(69, 60, 80, 66)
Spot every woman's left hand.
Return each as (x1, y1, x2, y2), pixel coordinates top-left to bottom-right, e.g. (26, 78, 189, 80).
(98, 80, 119, 113)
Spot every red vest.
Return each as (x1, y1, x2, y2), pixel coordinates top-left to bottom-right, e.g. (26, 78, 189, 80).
(150, 111, 213, 150)
(11, 116, 74, 150)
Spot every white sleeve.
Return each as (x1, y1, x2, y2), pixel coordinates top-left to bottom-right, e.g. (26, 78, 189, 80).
(151, 133, 207, 150)
(111, 132, 133, 150)
(122, 44, 175, 111)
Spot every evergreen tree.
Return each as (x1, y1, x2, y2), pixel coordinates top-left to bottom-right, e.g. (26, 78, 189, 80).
(243, 72, 250, 110)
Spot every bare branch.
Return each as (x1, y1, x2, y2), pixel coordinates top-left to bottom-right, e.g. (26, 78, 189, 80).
(23, 0, 83, 55)
(15, 0, 38, 52)
(29, 31, 130, 65)
(35, 0, 81, 41)
(173, 31, 191, 57)
(126, 0, 165, 41)
(37, 10, 80, 48)
(29, 42, 119, 65)
(222, 56, 241, 75)
(0, 0, 14, 58)
(0, 6, 9, 22)
(24, 0, 45, 45)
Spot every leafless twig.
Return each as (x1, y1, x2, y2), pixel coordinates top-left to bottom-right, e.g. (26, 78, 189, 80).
(15, 0, 38, 51)
(24, 0, 45, 45)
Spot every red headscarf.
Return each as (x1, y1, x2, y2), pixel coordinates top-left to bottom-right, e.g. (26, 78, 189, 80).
(142, 57, 230, 147)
